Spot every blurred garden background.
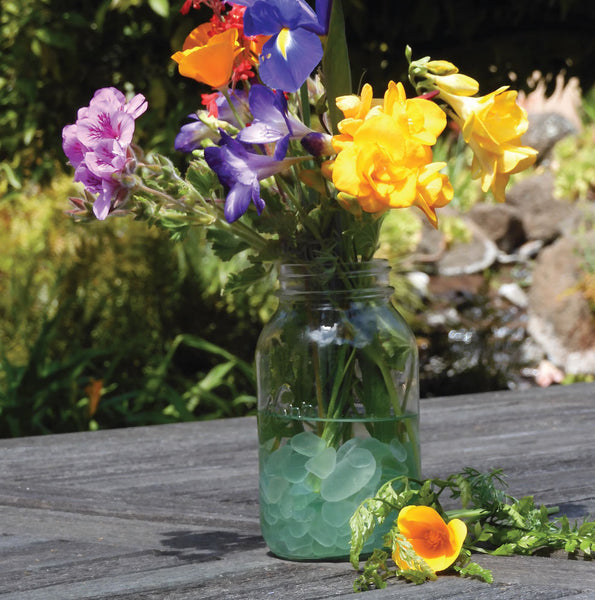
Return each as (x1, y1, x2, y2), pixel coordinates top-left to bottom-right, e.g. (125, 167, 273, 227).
(1, 0, 594, 437)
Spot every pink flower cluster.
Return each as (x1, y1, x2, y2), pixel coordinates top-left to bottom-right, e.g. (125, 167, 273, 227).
(62, 87, 147, 220)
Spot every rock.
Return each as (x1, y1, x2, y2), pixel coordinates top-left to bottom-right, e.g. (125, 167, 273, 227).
(506, 171, 575, 243)
(411, 221, 446, 264)
(436, 219, 499, 276)
(498, 282, 529, 308)
(527, 233, 595, 375)
(468, 202, 526, 254)
(523, 112, 577, 164)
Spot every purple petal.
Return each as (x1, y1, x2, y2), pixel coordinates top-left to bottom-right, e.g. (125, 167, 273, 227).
(258, 28, 323, 92)
(77, 109, 135, 149)
(90, 87, 126, 108)
(93, 182, 117, 220)
(273, 135, 290, 160)
(248, 85, 286, 121)
(315, 0, 332, 34)
(124, 93, 148, 120)
(85, 139, 127, 178)
(175, 115, 217, 152)
(241, 2, 283, 36)
(73, 163, 103, 194)
(268, 0, 320, 30)
(224, 182, 256, 222)
(62, 124, 87, 168)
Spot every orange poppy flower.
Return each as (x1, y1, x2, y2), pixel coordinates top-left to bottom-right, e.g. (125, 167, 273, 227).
(171, 26, 241, 89)
(393, 505, 467, 573)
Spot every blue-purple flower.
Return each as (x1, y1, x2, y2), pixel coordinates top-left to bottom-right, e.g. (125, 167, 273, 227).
(175, 89, 249, 153)
(204, 130, 300, 222)
(237, 84, 311, 145)
(233, 0, 331, 92)
(62, 87, 147, 219)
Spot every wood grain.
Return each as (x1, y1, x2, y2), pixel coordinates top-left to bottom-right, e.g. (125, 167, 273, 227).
(1, 382, 594, 599)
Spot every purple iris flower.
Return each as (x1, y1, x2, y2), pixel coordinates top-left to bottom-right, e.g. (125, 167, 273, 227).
(204, 130, 299, 223)
(233, 0, 332, 92)
(237, 84, 311, 145)
(174, 90, 249, 153)
(62, 87, 147, 220)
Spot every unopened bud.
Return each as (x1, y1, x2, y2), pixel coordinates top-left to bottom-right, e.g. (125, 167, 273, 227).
(301, 132, 334, 157)
(432, 73, 479, 96)
(425, 60, 459, 76)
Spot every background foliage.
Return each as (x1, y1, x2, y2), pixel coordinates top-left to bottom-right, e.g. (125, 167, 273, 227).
(1, 0, 594, 436)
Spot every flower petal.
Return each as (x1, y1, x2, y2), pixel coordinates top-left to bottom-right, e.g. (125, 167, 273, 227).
(258, 27, 323, 92)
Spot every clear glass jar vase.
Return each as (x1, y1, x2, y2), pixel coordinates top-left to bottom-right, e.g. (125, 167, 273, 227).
(256, 260, 420, 560)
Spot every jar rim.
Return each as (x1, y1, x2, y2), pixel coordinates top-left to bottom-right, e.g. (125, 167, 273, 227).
(279, 259, 390, 278)
(278, 259, 393, 298)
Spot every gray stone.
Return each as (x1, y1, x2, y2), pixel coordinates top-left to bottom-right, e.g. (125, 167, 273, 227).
(469, 202, 526, 254)
(523, 111, 577, 164)
(527, 233, 595, 374)
(506, 171, 575, 243)
(437, 218, 499, 276)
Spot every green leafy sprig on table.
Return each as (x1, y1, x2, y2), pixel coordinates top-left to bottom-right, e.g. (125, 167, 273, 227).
(350, 467, 594, 592)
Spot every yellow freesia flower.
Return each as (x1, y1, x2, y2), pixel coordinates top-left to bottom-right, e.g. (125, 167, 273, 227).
(329, 82, 452, 226)
(437, 85, 538, 202)
(393, 505, 467, 573)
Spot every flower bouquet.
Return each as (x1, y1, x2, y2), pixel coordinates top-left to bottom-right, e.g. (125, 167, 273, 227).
(62, 0, 542, 571)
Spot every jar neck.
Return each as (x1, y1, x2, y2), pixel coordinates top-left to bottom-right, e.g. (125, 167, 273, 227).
(278, 260, 393, 301)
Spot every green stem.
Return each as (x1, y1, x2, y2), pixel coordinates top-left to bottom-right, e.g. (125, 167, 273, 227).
(213, 206, 270, 252)
(362, 345, 421, 472)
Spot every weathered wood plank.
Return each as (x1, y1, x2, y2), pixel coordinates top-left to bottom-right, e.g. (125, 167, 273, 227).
(1, 382, 594, 599)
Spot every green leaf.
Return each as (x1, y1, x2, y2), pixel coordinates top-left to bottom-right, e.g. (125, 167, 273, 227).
(224, 263, 267, 294)
(454, 561, 493, 583)
(321, 0, 352, 133)
(349, 477, 418, 568)
(207, 228, 250, 261)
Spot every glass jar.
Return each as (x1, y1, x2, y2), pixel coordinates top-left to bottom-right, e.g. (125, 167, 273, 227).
(256, 260, 420, 560)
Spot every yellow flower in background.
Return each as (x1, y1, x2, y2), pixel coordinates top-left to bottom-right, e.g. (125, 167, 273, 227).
(436, 85, 538, 202)
(393, 505, 467, 573)
(329, 82, 452, 225)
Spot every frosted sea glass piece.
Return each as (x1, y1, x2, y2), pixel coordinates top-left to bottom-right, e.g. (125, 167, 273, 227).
(321, 499, 358, 527)
(285, 451, 309, 483)
(389, 438, 408, 462)
(264, 444, 293, 476)
(310, 513, 338, 547)
(261, 475, 289, 504)
(320, 448, 376, 502)
(360, 437, 392, 461)
(335, 437, 360, 461)
(305, 446, 337, 479)
(290, 431, 327, 457)
(288, 519, 310, 538)
(346, 447, 375, 469)
(284, 533, 313, 554)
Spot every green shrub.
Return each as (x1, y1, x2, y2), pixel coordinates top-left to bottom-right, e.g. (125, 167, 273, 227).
(0, 176, 265, 437)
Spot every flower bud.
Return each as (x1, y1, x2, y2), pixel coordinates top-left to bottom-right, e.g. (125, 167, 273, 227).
(425, 59, 459, 76)
(432, 73, 479, 96)
(301, 132, 334, 157)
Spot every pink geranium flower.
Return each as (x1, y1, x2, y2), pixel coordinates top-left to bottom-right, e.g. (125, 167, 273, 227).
(62, 87, 147, 220)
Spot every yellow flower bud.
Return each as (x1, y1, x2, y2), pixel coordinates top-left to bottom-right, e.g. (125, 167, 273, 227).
(425, 59, 459, 76)
(431, 73, 480, 96)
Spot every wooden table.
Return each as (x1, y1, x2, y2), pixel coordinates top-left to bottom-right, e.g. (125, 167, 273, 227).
(2, 383, 594, 599)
